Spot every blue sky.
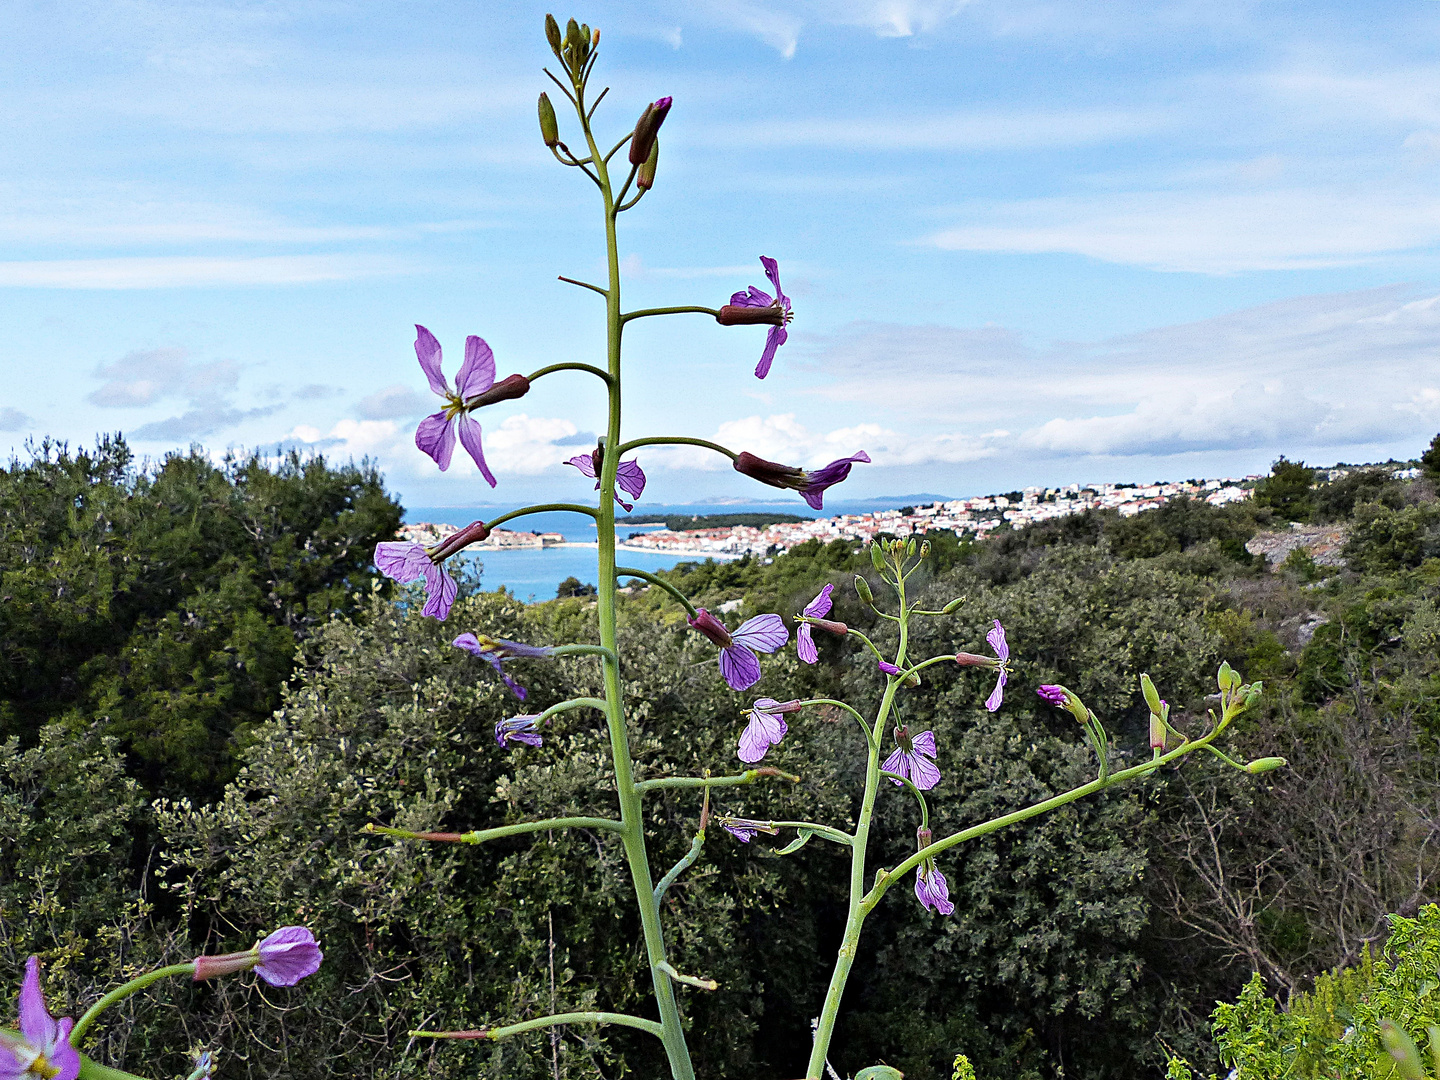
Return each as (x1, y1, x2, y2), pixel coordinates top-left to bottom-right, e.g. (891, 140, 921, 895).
(3, 0, 1440, 508)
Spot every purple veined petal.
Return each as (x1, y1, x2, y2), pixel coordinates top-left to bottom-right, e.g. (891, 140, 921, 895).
(911, 730, 937, 758)
(455, 414, 497, 487)
(803, 584, 834, 619)
(731, 613, 788, 653)
(615, 496, 634, 513)
(881, 746, 907, 782)
(986, 619, 1009, 662)
(1037, 684, 1068, 706)
(501, 671, 528, 700)
(254, 926, 324, 987)
(18, 957, 58, 1054)
(984, 669, 1007, 712)
(908, 751, 942, 790)
(414, 325, 450, 397)
(454, 335, 497, 399)
(452, 632, 484, 657)
(416, 410, 456, 470)
(915, 866, 955, 915)
(374, 541, 431, 585)
(796, 623, 818, 664)
(729, 285, 774, 308)
(615, 458, 646, 500)
(565, 453, 598, 479)
(420, 562, 459, 621)
(801, 452, 870, 509)
(737, 707, 787, 762)
(719, 645, 762, 691)
(759, 256, 786, 305)
(722, 821, 757, 842)
(50, 1020, 80, 1080)
(755, 325, 787, 380)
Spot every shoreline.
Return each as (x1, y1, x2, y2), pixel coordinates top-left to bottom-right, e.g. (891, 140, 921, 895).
(468, 541, 745, 561)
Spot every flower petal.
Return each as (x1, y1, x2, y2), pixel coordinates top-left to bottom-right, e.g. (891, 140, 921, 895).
(801, 452, 870, 509)
(755, 325, 787, 379)
(984, 669, 1007, 712)
(19, 957, 58, 1051)
(565, 453, 597, 479)
(881, 746, 907, 782)
(421, 562, 459, 621)
(454, 335, 497, 399)
(254, 926, 324, 987)
(415, 410, 456, 470)
(910, 730, 937, 758)
(374, 541, 432, 585)
(796, 623, 818, 664)
(414, 325, 450, 397)
(737, 710, 786, 762)
(455, 414, 497, 487)
(719, 645, 762, 691)
(615, 458, 646, 500)
(729, 285, 774, 308)
(49, 1020, 80, 1080)
(803, 583, 834, 619)
(731, 613, 788, 653)
(760, 256, 785, 304)
(908, 751, 942, 790)
(986, 619, 1009, 662)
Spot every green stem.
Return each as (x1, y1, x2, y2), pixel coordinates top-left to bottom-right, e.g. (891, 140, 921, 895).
(636, 767, 799, 793)
(413, 1011, 665, 1041)
(614, 435, 737, 460)
(834, 626, 885, 662)
(78, 1053, 154, 1080)
(655, 961, 718, 991)
(364, 816, 624, 844)
(896, 653, 963, 681)
(880, 770, 930, 829)
(547, 644, 616, 662)
(484, 503, 598, 532)
(621, 305, 721, 324)
(70, 965, 196, 1044)
(798, 697, 877, 749)
(653, 831, 706, 905)
(614, 566, 697, 617)
(526, 360, 613, 384)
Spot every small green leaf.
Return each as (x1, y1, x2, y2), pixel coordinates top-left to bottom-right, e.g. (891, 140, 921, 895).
(776, 829, 814, 855)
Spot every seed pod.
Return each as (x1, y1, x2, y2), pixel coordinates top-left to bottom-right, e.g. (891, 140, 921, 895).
(869, 542, 886, 571)
(637, 137, 659, 190)
(538, 93, 559, 148)
(941, 595, 966, 614)
(1140, 672, 1162, 713)
(854, 575, 875, 605)
(545, 14, 563, 56)
(1245, 756, 1287, 774)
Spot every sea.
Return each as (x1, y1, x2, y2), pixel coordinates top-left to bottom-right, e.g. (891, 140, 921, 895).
(404, 496, 949, 602)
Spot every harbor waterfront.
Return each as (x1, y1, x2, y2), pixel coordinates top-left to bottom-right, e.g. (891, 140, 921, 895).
(446, 544, 734, 602)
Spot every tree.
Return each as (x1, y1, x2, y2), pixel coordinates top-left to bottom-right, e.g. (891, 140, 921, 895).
(1421, 432, 1440, 481)
(1253, 457, 1316, 522)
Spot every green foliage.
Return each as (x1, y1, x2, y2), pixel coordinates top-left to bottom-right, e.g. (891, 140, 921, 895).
(1345, 501, 1440, 574)
(1421, 434, 1440, 482)
(1254, 457, 1316, 522)
(0, 436, 402, 796)
(555, 575, 596, 597)
(952, 1053, 977, 1080)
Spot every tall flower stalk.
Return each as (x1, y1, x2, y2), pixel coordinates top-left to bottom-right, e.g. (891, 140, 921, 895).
(377, 17, 1281, 1079)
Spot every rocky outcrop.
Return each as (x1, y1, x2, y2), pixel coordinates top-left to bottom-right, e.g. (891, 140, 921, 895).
(1245, 522, 1349, 567)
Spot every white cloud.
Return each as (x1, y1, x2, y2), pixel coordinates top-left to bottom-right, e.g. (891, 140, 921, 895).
(0, 255, 410, 289)
(88, 347, 238, 407)
(356, 385, 430, 420)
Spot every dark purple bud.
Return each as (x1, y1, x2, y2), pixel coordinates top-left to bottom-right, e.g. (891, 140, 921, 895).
(879, 660, 901, 676)
(465, 373, 530, 409)
(431, 519, 491, 561)
(630, 96, 672, 165)
(717, 305, 787, 327)
(687, 608, 733, 648)
(733, 451, 806, 491)
(1036, 684, 1068, 706)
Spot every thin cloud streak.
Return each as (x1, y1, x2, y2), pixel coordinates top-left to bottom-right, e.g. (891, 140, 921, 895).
(0, 255, 414, 289)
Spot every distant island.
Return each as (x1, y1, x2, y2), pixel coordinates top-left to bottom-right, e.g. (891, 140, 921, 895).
(619, 512, 813, 533)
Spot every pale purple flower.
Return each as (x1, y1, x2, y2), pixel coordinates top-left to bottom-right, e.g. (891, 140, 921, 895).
(717, 257, 792, 379)
(1036, 684, 1068, 706)
(883, 726, 941, 790)
(738, 698, 801, 762)
(496, 715, 544, 748)
(915, 863, 955, 916)
(796, 584, 834, 664)
(413, 326, 529, 485)
(732, 451, 871, 511)
(687, 609, 788, 691)
(565, 444, 646, 512)
(374, 542, 458, 621)
(717, 816, 778, 843)
(984, 620, 1011, 712)
(452, 632, 557, 700)
(0, 958, 79, 1080)
(193, 926, 322, 987)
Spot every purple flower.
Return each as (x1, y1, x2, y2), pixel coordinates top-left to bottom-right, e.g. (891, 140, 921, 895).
(878, 660, 902, 677)
(0, 958, 79, 1080)
(496, 714, 544, 748)
(413, 326, 530, 484)
(715, 257, 792, 378)
(883, 725, 940, 790)
(983, 620, 1011, 712)
(1037, 684, 1068, 706)
(796, 584, 834, 664)
(375, 542, 459, 621)
(914, 863, 955, 916)
(717, 816, 779, 843)
(733, 451, 871, 511)
(565, 444, 646, 512)
(687, 609, 788, 691)
(193, 927, 322, 987)
(738, 698, 801, 762)
(452, 632, 557, 700)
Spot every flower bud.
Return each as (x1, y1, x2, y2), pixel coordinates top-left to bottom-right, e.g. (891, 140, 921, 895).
(733, 451, 805, 490)
(809, 617, 848, 636)
(716, 304, 786, 326)
(869, 542, 886, 571)
(1379, 1020, 1426, 1080)
(941, 596, 966, 614)
(905, 538, 916, 557)
(630, 96, 672, 165)
(545, 14, 563, 56)
(1149, 711, 1166, 750)
(465, 372, 530, 409)
(916, 826, 933, 847)
(687, 608, 733, 648)
(538, 93, 559, 147)
(1245, 756, 1287, 774)
(919, 539, 930, 559)
(1217, 661, 1238, 693)
(954, 652, 998, 668)
(430, 519, 491, 561)
(854, 575, 874, 604)
(1140, 672, 1162, 713)
(637, 137, 659, 190)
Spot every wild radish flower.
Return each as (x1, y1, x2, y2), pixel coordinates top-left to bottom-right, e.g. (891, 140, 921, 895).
(796, 584, 844, 664)
(0, 958, 80, 1080)
(373, 520, 489, 622)
(983, 620, 1011, 712)
(192, 926, 323, 987)
(1037, 684, 1068, 706)
(565, 444, 646, 512)
(1036, 683, 1092, 725)
(738, 698, 801, 762)
(732, 451, 870, 511)
(878, 660, 902, 676)
(883, 725, 940, 790)
(496, 715, 544, 748)
(914, 862, 955, 916)
(687, 609, 788, 691)
(717, 816, 779, 843)
(452, 632, 557, 700)
(716, 257, 792, 378)
(414, 326, 530, 484)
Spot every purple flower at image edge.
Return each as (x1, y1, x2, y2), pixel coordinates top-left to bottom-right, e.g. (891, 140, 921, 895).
(729, 256, 792, 379)
(254, 926, 324, 987)
(915, 864, 955, 916)
(374, 541, 458, 621)
(799, 452, 871, 511)
(984, 619, 1010, 712)
(0, 958, 80, 1080)
(796, 583, 834, 664)
(453, 632, 556, 700)
(688, 609, 789, 692)
(883, 728, 941, 790)
(413, 326, 499, 485)
(566, 448, 646, 512)
(737, 699, 789, 762)
(496, 715, 544, 748)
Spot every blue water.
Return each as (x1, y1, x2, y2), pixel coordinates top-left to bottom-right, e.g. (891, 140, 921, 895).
(455, 546, 709, 603)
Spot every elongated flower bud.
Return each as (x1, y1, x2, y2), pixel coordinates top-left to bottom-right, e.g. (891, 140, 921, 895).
(954, 652, 998, 668)
(716, 304, 786, 326)
(870, 542, 886, 571)
(1140, 672, 1162, 713)
(430, 519, 491, 561)
(942, 596, 966, 614)
(919, 539, 930, 558)
(1245, 756, 1287, 774)
(809, 617, 848, 636)
(538, 93, 559, 147)
(854, 575, 874, 604)
(732, 451, 805, 490)
(637, 137, 659, 190)
(465, 372, 530, 409)
(687, 608, 733, 648)
(545, 14, 563, 56)
(1149, 711, 1167, 750)
(630, 96, 672, 165)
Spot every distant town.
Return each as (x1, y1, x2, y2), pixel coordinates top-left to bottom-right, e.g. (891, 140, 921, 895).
(399, 474, 1260, 559)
